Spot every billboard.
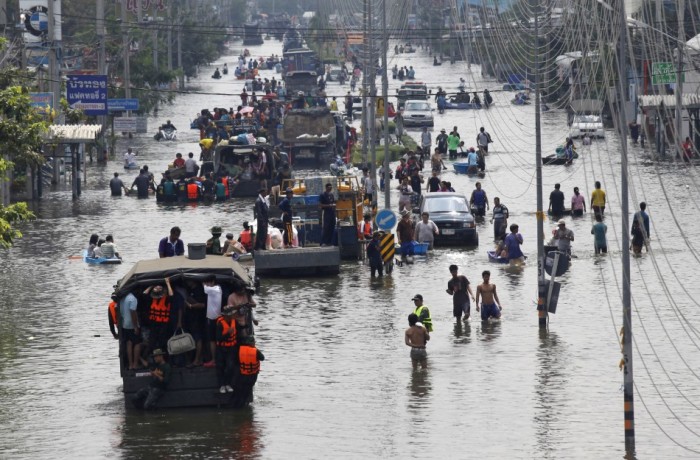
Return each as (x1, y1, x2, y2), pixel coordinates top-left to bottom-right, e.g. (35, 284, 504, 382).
(19, 0, 62, 46)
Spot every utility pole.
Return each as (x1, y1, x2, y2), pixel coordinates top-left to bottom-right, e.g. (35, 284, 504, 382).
(167, 2, 173, 71)
(361, 0, 368, 164)
(675, 0, 684, 159)
(177, 2, 184, 90)
(152, 3, 158, 70)
(368, 0, 376, 188)
(615, 0, 635, 454)
(97, 0, 107, 162)
(121, 0, 131, 100)
(534, 2, 545, 328)
(381, 0, 390, 209)
(47, 0, 60, 117)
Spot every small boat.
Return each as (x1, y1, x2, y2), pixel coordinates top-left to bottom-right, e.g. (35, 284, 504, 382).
(453, 162, 481, 176)
(445, 101, 482, 110)
(124, 163, 139, 170)
(487, 250, 509, 264)
(511, 98, 531, 105)
(544, 148, 578, 165)
(84, 251, 122, 265)
(222, 67, 229, 75)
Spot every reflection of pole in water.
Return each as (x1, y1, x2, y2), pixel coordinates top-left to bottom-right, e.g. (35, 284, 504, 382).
(534, 330, 566, 456)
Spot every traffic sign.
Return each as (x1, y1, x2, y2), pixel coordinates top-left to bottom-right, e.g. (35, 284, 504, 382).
(66, 75, 108, 116)
(29, 92, 53, 108)
(375, 209, 397, 230)
(545, 250, 568, 277)
(651, 62, 684, 85)
(379, 233, 395, 263)
(108, 98, 139, 112)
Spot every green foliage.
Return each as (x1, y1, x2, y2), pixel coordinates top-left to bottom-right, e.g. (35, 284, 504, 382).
(0, 200, 35, 249)
(0, 86, 48, 169)
(59, 98, 86, 125)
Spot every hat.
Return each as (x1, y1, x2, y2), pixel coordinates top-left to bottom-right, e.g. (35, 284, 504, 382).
(557, 219, 566, 226)
(222, 305, 236, 316)
(401, 209, 411, 217)
(285, 187, 293, 194)
(152, 348, 167, 357)
(211, 226, 223, 234)
(440, 128, 446, 132)
(412, 294, 423, 301)
(150, 285, 165, 299)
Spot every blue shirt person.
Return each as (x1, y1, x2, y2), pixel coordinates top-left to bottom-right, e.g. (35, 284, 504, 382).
(591, 215, 608, 254)
(502, 224, 524, 263)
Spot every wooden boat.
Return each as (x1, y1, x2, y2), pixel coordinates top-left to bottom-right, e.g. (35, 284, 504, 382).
(113, 256, 258, 409)
(544, 150, 578, 165)
(487, 250, 509, 264)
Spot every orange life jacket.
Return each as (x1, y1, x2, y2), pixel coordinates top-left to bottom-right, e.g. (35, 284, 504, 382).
(239, 229, 252, 250)
(216, 317, 237, 347)
(187, 183, 199, 200)
(108, 301, 118, 325)
(362, 221, 372, 238)
(239, 345, 260, 375)
(148, 297, 171, 324)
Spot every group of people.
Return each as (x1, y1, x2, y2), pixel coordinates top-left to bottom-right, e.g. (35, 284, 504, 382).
(86, 233, 121, 260)
(405, 266, 504, 365)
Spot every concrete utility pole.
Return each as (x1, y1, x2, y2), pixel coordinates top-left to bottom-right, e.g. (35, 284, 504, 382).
(368, 0, 377, 195)
(381, 0, 390, 209)
(177, 2, 184, 89)
(615, 0, 635, 453)
(47, 0, 60, 116)
(152, 3, 158, 70)
(97, 0, 107, 162)
(167, 2, 173, 71)
(361, 0, 368, 163)
(675, 0, 684, 158)
(121, 0, 131, 100)
(534, 2, 545, 328)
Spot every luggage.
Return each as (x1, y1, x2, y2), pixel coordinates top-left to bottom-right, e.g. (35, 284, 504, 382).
(167, 328, 196, 355)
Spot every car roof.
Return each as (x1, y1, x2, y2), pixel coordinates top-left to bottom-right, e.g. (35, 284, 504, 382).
(423, 192, 467, 199)
(405, 99, 430, 104)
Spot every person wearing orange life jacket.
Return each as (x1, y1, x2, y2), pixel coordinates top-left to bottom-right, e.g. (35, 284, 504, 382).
(231, 336, 265, 408)
(186, 178, 201, 201)
(143, 277, 181, 351)
(108, 300, 119, 340)
(215, 305, 238, 394)
(359, 213, 373, 239)
(238, 221, 253, 252)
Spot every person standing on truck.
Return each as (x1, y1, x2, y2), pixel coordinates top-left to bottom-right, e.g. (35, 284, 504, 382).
(345, 92, 354, 121)
(279, 188, 295, 248)
(320, 183, 337, 246)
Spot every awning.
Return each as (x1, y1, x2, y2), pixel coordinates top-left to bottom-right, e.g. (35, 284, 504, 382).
(44, 124, 103, 142)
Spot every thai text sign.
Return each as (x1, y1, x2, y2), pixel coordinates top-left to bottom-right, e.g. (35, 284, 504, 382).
(66, 75, 108, 115)
(652, 62, 684, 85)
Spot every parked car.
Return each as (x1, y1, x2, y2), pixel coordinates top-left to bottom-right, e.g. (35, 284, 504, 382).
(570, 114, 605, 138)
(402, 100, 434, 127)
(327, 68, 343, 82)
(415, 192, 478, 246)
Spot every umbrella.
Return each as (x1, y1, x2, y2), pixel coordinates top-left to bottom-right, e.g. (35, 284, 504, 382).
(238, 106, 254, 115)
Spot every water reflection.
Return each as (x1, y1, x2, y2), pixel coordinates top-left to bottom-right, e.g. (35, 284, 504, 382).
(452, 319, 472, 343)
(408, 366, 431, 410)
(533, 329, 567, 459)
(117, 408, 264, 459)
(478, 319, 502, 343)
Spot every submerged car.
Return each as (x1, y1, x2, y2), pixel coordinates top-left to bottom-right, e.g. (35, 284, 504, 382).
(402, 100, 434, 127)
(415, 192, 478, 246)
(570, 114, 605, 138)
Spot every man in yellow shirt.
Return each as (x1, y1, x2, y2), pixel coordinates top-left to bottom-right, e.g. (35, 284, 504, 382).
(330, 97, 338, 111)
(590, 181, 606, 218)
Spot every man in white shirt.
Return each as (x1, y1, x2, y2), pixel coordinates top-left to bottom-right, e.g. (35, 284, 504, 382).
(362, 168, 374, 203)
(476, 126, 492, 154)
(100, 235, 120, 259)
(202, 274, 222, 367)
(414, 212, 439, 249)
(123, 147, 137, 167)
(185, 152, 199, 178)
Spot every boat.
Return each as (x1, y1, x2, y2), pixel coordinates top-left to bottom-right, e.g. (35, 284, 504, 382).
(112, 256, 259, 409)
(487, 250, 509, 264)
(453, 162, 481, 176)
(544, 147, 578, 165)
(124, 163, 139, 170)
(511, 98, 531, 105)
(84, 251, 122, 265)
(444, 101, 482, 110)
(212, 72, 222, 79)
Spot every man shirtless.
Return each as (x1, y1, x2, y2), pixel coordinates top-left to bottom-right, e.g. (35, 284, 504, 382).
(475, 270, 502, 320)
(405, 313, 430, 366)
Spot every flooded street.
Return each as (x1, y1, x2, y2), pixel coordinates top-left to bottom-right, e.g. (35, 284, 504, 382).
(2, 39, 700, 458)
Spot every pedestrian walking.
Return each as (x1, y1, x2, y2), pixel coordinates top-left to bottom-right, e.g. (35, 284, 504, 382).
(476, 270, 502, 321)
(590, 181, 606, 218)
(591, 214, 607, 254)
(446, 265, 475, 321)
(405, 313, 429, 368)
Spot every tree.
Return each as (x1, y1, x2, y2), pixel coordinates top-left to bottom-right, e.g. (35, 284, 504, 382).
(0, 39, 42, 247)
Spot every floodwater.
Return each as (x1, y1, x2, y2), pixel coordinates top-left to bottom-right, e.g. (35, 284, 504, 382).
(2, 38, 700, 459)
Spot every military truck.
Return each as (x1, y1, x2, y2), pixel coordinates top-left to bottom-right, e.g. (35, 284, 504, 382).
(280, 107, 346, 166)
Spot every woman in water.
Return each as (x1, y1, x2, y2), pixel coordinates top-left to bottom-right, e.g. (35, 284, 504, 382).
(87, 234, 99, 258)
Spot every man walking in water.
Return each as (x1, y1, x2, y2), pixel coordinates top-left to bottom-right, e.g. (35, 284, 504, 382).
(590, 181, 606, 218)
(470, 182, 489, 217)
(405, 313, 429, 368)
(476, 270, 502, 321)
(446, 265, 475, 321)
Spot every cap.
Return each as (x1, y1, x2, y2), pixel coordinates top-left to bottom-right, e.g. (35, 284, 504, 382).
(412, 294, 423, 301)
(440, 128, 446, 132)
(557, 219, 566, 225)
(285, 187, 293, 194)
(152, 348, 167, 357)
(150, 285, 165, 299)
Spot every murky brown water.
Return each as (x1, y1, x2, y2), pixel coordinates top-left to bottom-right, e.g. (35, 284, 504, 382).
(2, 39, 700, 459)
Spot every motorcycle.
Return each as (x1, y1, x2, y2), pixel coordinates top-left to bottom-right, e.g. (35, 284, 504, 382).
(154, 128, 177, 141)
